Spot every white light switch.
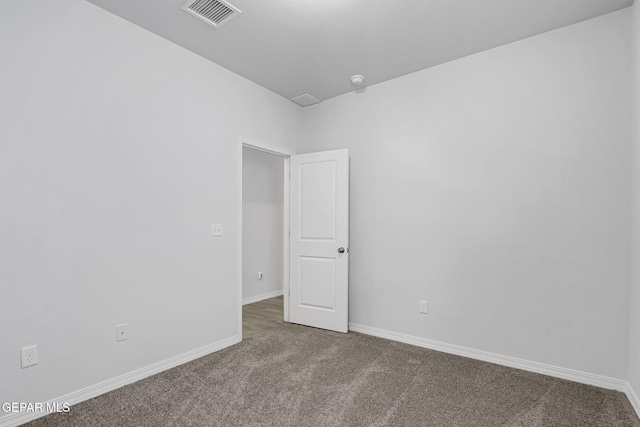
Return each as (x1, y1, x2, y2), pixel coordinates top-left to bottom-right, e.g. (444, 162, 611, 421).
(211, 224, 223, 236)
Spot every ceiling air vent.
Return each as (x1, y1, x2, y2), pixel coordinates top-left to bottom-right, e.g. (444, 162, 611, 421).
(181, 0, 241, 29)
(291, 94, 320, 107)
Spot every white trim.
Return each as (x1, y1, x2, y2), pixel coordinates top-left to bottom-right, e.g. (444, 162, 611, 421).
(241, 137, 295, 157)
(238, 137, 293, 336)
(625, 382, 640, 418)
(237, 139, 244, 340)
(242, 289, 284, 306)
(0, 335, 240, 427)
(348, 322, 627, 392)
(282, 157, 290, 323)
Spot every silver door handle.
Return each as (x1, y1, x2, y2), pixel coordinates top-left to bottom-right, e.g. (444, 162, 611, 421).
(338, 247, 346, 254)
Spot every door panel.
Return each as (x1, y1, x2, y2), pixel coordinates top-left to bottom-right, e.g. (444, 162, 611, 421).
(290, 149, 349, 333)
(300, 161, 336, 239)
(299, 256, 336, 310)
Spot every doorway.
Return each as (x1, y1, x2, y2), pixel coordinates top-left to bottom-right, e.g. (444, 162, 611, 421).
(238, 139, 350, 339)
(237, 139, 293, 340)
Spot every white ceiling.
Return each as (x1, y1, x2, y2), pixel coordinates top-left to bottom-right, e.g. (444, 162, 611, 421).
(87, 0, 633, 105)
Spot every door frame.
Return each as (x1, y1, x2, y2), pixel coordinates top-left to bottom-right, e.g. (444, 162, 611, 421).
(237, 137, 295, 340)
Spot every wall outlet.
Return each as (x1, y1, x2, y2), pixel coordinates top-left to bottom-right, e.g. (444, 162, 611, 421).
(211, 223, 223, 236)
(21, 345, 38, 368)
(116, 323, 128, 342)
(258, 271, 263, 280)
(419, 300, 429, 314)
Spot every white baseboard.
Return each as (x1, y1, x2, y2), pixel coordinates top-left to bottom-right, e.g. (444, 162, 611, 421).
(242, 289, 283, 305)
(625, 382, 640, 418)
(348, 323, 627, 392)
(4, 325, 638, 427)
(0, 335, 240, 427)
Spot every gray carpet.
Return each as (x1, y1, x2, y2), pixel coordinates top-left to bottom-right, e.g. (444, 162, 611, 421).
(26, 322, 640, 426)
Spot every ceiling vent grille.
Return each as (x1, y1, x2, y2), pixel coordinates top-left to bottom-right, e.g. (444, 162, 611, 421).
(181, 0, 241, 29)
(291, 94, 320, 107)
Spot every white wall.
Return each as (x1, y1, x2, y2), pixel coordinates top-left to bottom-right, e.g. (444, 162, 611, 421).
(0, 0, 299, 408)
(0, 0, 635, 417)
(242, 148, 284, 302)
(301, 10, 632, 379)
(629, 0, 640, 398)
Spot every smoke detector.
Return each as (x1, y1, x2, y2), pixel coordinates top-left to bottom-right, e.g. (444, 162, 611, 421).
(351, 75, 365, 86)
(181, 0, 241, 29)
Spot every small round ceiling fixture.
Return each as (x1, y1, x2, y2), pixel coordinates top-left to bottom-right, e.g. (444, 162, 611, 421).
(351, 75, 364, 86)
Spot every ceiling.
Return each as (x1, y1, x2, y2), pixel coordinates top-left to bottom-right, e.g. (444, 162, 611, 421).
(87, 0, 633, 105)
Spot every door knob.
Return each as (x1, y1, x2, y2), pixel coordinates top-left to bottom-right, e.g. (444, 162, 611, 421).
(338, 247, 345, 254)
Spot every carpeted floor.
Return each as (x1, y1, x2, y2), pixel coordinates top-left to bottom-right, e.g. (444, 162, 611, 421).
(26, 303, 640, 426)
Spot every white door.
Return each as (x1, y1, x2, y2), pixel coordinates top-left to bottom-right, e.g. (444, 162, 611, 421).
(289, 149, 349, 333)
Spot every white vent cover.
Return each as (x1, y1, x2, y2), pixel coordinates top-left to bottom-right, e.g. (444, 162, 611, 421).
(291, 94, 320, 107)
(181, 0, 241, 29)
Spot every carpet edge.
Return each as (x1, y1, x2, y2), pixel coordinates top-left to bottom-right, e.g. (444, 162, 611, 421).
(348, 323, 627, 391)
(0, 335, 241, 427)
(625, 382, 640, 419)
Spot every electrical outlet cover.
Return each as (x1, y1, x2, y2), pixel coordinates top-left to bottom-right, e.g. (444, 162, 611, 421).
(117, 324, 128, 342)
(211, 223, 223, 236)
(21, 345, 38, 368)
(419, 300, 429, 314)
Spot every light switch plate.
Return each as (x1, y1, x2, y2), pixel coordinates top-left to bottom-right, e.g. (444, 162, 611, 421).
(211, 224, 223, 236)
